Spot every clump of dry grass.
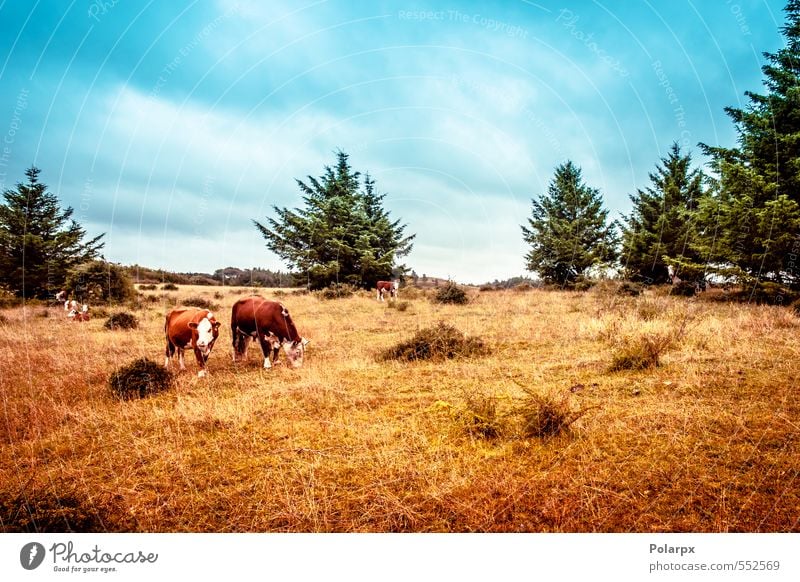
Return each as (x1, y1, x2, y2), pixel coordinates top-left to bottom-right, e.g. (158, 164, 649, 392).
(516, 389, 592, 438)
(387, 300, 410, 312)
(0, 487, 106, 532)
(109, 358, 173, 399)
(609, 332, 672, 371)
(457, 392, 502, 438)
(104, 312, 138, 330)
(379, 322, 486, 361)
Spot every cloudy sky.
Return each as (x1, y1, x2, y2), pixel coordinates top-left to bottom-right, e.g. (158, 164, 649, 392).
(0, 0, 788, 284)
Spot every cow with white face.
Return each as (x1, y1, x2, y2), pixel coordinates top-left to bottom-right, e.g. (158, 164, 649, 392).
(376, 280, 399, 301)
(164, 308, 221, 378)
(230, 296, 310, 369)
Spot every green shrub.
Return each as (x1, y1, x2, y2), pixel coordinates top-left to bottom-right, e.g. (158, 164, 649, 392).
(138, 284, 157, 291)
(161, 283, 179, 291)
(104, 312, 138, 330)
(65, 261, 136, 304)
(316, 283, 358, 300)
(109, 358, 173, 399)
(434, 281, 468, 304)
(182, 296, 220, 311)
(379, 322, 486, 362)
(670, 280, 698, 297)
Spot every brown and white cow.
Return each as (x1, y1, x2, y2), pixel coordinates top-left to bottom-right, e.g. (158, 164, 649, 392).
(376, 280, 398, 301)
(65, 300, 90, 322)
(164, 308, 221, 377)
(230, 296, 309, 369)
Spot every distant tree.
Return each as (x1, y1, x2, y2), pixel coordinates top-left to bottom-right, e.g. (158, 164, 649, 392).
(254, 151, 415, 290)
(620, 143, 705, 285)
(0, 167, 104, 298)
(697, 1, 800, 289)
(65, 261, 135, 304)
(521, 161, 618, 286)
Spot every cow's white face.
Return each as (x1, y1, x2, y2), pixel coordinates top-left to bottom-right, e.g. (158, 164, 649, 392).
(282, 338, 310, 368)
(189, 315, 220, 356)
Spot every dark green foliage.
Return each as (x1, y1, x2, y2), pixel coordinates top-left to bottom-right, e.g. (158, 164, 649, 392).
(315, 282, 358, 300)
(212, 266, 299, 287)
(732, 281, 799, 305)
(521, 161, 618, 285)
(670, 280, 698, 297)
(434, 281, 469, 304)
(161, 283, 179, 291)
(621, 143, 705, 285)
(104, 312, 138, 330)
(182, 296, 220, 311)
(697, 3, 800, 289)
(109, 358, 173, 399)
(379, 322, 486, 362)
(65, 260, 135, 304)
(254, 151, 415, 290)
(0, 167, 104, 298)
(0, 489, 106, 532)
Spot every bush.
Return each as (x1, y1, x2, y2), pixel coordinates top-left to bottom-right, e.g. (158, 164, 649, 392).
(609, 333, 672, 371)
(0, 288, 20, 308)
(791, 298, 800, 316)
(616, 281, 643, 297)
(104, 312, 138, 330)
(65, 261, 136, 304)
(316, 283, 358, 300)
(138, 284, 157, 291)
(733, 282, 799, 305)
(670, 280, 697, 297)
(182, 296, 220, 311)
(517, 390, 590, 439)
(161, 283, 179, 291)
(379, 322, 486, 362)
(387, 300, 410, 312)
(573, 278, 595, 292)
(434, 281, 468, 304)
(0, 489, 105, 532)
(109, 358, 173, 399)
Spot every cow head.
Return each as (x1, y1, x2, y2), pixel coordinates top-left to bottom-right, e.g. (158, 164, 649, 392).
(188, 313, 221, 356)
(282, 337, 310, 368)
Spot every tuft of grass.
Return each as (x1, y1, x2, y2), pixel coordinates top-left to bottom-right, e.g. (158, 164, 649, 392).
(379, 322, 486, 362)
(0, 488, 107, 532)
(108, 358, 173, 399)
(182, 296, 220, 311)
(457, 392, 502, 438)
(387, 300, 410, 312)
(609, 333, 670, 371)
(104, 312, 138, 330)
(517, 390, 591, 439)
(434, 281, 468, 304)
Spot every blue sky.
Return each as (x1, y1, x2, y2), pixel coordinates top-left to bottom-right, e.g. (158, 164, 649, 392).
(0, 0, 788, 284)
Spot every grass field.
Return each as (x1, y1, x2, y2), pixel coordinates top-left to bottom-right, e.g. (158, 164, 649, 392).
(1, 284, 798, 532)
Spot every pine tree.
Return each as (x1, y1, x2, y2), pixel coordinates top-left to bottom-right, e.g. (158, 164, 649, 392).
(521, 161, 618, 285)
(621, 143, 705, 284)
(254, 151, 415, 290)
(0, 167, 104, 298)
(697, 1, 800, 288)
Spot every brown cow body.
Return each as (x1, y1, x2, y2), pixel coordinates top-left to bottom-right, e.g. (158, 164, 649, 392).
(164, 308, 221, 377)
(376, 280, 398, 301)
(230, 296, 308, 368)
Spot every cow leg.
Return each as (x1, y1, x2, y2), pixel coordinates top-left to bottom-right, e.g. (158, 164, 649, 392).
(193, 347, 207, 378)
(257, 335, 274, 369)
(165, 339, 176, 368)
(178, 347, 187, 371)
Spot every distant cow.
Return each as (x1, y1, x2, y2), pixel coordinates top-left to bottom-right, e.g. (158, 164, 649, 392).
(376, 280, 398, 301)
(164, 308, 221, 378)
(230, 296, 309, 369)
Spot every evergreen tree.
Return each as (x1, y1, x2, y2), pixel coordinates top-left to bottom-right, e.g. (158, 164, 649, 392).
(621, 143, 705, 284)
(698, 1, 800, 288)
(0, 167, 104, 298)
(521, 161, 618, 285)
(254, 151, 415, 290)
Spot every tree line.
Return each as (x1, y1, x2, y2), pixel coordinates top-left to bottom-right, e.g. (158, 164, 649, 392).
(0, 2, 797, 301)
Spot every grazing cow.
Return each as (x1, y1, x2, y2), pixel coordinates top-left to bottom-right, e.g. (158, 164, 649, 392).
(164, 308, 221, 378)
(376, 280, 398, 301)
(230, 296, 309, 368)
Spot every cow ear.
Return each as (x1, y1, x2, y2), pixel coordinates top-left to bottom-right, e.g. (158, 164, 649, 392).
(301, 338, 310, 347)
(212, 321, 221, 329)
(188, 322, 198, 329)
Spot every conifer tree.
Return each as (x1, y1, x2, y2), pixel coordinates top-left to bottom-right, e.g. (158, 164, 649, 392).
(254, 152, 414, 289)
(697, 1, 800, 288)
(621, 143, 705, 284)
(521, 161, 617, 285)
(0, 167, 104, 298)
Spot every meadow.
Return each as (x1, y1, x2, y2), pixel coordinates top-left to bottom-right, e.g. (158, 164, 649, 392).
(1, 284, 797, 532)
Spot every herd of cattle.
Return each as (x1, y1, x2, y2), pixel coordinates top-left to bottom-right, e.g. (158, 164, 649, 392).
(55, 279, 402, 377)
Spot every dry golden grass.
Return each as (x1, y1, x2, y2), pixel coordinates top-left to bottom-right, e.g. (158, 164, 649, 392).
(0, 285, 798, 532)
